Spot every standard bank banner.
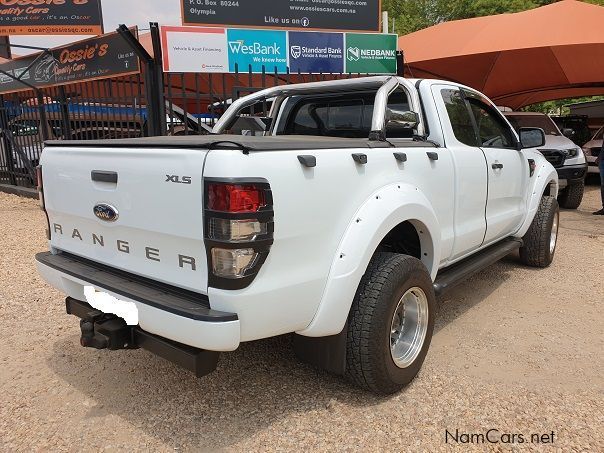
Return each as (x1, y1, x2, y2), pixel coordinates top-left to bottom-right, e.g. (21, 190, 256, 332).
(161, 26, 397, 75)
(289, 31, 344, 74)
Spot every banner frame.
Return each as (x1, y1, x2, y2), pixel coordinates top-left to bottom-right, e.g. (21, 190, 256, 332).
(180, 0, 382, 33)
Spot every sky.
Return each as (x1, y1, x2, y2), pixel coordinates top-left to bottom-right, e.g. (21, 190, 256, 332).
(10, 0, 184, 55)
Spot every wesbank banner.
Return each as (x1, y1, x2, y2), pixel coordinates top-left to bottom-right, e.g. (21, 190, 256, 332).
(227, 29, 288, 73)
(161, 26, 397, 75)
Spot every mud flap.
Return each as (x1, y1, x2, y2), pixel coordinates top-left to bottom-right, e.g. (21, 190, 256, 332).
(293, 321, 348, 376)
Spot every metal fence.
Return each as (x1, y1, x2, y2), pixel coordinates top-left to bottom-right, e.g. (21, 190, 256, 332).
(0, 68, 375, 189)
(162, 67, 370, 136)
(0, 72, 147, 188)
(0, 23, 397, 189)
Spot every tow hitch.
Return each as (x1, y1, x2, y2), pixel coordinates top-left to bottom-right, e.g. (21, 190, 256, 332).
(66, 297, 220, 377)
(79, 315, 138, 350)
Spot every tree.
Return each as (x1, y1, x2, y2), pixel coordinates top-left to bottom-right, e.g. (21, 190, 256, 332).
(521, 96, 604, 115)
(385, 0, 604, 110)
(385, 0, 604, 35)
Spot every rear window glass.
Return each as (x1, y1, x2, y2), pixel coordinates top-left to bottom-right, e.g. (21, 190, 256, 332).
(279, 91, 410, 139)
(283, 97, 372, 138)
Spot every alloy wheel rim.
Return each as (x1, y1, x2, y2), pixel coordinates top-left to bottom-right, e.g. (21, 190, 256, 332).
(550, 210, 559, 255)
(390, 287, 429, 369)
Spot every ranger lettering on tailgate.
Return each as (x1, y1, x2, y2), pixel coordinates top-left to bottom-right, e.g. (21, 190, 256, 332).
(51, 223, 198, 271)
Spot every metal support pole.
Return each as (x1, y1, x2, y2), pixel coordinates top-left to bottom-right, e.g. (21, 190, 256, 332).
(0, 96, 16, 185)
(57, 86, 72, 139)
(150, 22, 167, 136)
(396, 51, 405, 77)
(36, 90, 50, 142)
(117, 24, 162, 136)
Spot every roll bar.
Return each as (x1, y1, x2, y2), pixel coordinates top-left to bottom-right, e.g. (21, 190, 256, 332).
(212, 76, 425, 140)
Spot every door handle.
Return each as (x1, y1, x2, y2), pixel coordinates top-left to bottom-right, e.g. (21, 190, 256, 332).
(492, 163, 504, 170)
(91, 170, 118, 183)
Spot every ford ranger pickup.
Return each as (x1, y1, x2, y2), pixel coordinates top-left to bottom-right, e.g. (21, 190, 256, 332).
(35, 76, 560, 394)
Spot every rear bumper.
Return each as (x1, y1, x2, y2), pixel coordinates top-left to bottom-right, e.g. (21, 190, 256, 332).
(557, 163, 588, 182)
(35, 251, 240, 351)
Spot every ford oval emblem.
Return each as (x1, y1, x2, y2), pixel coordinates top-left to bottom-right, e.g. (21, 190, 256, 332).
(93, 204, 119, 222)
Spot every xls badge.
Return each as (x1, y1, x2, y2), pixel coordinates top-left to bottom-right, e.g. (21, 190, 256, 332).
(93, 204, 119, 222)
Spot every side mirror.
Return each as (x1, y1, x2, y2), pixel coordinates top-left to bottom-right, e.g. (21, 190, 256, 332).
(386, 109, 420, 130)
(519, 127, 546, 149)
(562, 128, 574, 138)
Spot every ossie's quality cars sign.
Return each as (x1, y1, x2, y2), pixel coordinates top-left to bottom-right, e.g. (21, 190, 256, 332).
(0, 29, 139, 94)
(0, 0, 103, 35)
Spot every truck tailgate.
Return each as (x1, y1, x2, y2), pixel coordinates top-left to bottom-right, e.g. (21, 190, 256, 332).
(41, 146, 209, 294)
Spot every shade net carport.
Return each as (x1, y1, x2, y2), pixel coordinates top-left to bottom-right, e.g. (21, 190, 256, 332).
(398, 0, 604, 109)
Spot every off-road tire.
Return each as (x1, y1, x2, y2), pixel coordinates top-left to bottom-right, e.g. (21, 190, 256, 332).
(557, 180, 584, 209)
(345, 253, 436, 394)
(519, 196, 559, 268)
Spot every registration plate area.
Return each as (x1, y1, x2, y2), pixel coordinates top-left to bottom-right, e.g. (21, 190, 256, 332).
(84, 286, 139, 325)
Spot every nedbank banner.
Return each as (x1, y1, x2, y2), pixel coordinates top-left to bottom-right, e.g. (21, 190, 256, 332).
(345, 33, 397, 74)
(161, 26, 397, 75)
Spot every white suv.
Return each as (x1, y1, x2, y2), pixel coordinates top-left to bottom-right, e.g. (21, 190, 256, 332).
(504, 112, 588, 209)
(582, 126, 602, 175)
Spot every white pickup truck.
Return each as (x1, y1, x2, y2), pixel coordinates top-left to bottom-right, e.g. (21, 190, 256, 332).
(35, 76, 559, 394)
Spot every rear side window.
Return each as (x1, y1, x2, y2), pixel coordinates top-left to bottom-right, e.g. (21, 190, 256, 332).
(279, 90, 411, 139)
(283, 97, 373, 138)
(441, 89, 478, 146)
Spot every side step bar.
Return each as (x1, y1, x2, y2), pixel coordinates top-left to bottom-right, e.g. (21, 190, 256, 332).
(433, 238, 523, 297)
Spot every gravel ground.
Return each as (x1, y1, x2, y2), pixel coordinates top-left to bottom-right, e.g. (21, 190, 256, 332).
(0, 184, 603, 452)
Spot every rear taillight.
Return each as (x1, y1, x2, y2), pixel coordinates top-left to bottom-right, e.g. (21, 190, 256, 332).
(204, 179, 273, 289)
(209, 218, 268, 242)
(211, 248, 258, 279)
(207, 183, 266, 213)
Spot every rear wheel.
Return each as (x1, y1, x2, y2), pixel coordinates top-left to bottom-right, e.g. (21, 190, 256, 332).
(558, 180, 584, 209)
(520, 196, 559, 268)
(346, 253, 436, 394)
